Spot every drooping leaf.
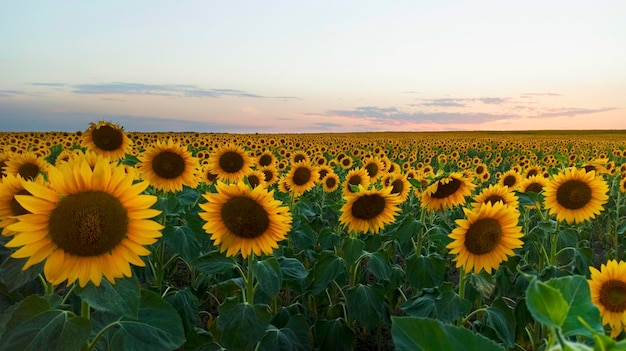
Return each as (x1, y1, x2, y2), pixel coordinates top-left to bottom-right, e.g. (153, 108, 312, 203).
(165, 288, 200, 335)
(525, 278, 569, 328)
(306, 252, 346, 295)
(485, 296, 516, 347)
(191, 251, 237, 276)
(346, 284, 386, 330)
(366, 250, 392, 282)
(313, 318, 355, 351)
(278, 257, 309, 280)
(75, 275, 140, 319)
(392, 316, 506, 351)
(217, 299, 271, 350)
(252, 256, 282, 298)
(405, 254, 446, 290)
(545, 275, 603, 337)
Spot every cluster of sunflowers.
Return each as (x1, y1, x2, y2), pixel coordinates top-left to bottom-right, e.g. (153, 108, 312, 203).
(2, 121, 626, 347)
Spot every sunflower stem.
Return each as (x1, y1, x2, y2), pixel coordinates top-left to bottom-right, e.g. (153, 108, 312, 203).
(84, 320, 121, 351)
(458, 267, 467, 301)
(81, 299, 91, 320)
(39, 274, 55, 295)
(549, 221, 561, 266)
(613, 182, 622, 260)
(245, 254, 256, 305)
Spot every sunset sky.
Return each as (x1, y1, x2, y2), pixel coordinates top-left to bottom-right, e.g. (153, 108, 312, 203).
(1, 0, 625, 133)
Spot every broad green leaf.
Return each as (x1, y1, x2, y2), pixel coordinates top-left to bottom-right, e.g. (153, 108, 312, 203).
(485, 296, 516, 347)
(104, 289, 186, 351)
(306, 252, 346, 295)
(75, 275, 140, 319)
(313, 318, 355, 351)
(545, 275, 603, 337)
(0, 309, 91, 351)
(526, 278, 569, 328)
(0, 257, 43, 292)
(392, 316, 506, 351)
(406, 254, 445, 289)
(341, 236, 365, 265)
(165, 288, 200, 335)
(392, 218, 422, 245)
(346, 284, 385, 330)
(257, 325, 307, 351)
(366, 250, 392, 282)
(162, 224, 202, 262)
(191, 251, 237, 276)
(0, 294, 50, 340)
(278, 257, 309, 280)
(252, 256, 282, 298)
(217, 299, 271, 350)
(401, 291, 471, 323)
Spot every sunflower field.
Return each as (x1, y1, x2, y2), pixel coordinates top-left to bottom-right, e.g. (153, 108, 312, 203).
(2, 122, 626, 350)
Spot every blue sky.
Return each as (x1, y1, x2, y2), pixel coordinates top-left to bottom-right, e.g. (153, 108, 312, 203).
(1, 0, 625, 133)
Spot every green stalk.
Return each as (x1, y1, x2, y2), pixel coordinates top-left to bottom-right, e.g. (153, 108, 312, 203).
(83, 320, 121, 351)
(245, 254, 256, 305)
(39, 274, 55, 295)
(549, 221, 561, 266)
(81, 299, 91, 320)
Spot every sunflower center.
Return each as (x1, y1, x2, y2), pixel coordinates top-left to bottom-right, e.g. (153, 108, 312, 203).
(325, 177, 337, 188)
(10, 189, 31, 216)
(262, 170, 274, 183)
(431, 178, 462, 199)
(527, 169, 539, 177)
(221, 196, 269, 239)
(152, 151, 186, 179)
(484, 195, 505, 205)
(49, 191, 128, 256)
(247, 175, 261, 188)
(464, 218, 502, 255)
(476, 166, 485, 174)
(365, 163, 379, 178)
(556, 180, 592, 210)
(92, 125, 124, 151)
(292, 167, 312, 186)
(18, 163, 40, 180)
(351, 194, 386, 220)
(391, 179, 404, 195)
(599, 279, 626, 313)
(219, 151, 244, 173)
(294, 154, 306, 163)
(348, 175, 362, 186)
(525, 183, 544, 193)
(259, 154, 272, 167)
(503, 175, 517, 187)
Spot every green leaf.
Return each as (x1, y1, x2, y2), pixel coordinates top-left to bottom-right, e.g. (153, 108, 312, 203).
(392, 316, 506, 351)
(191, 251, 237, 276)
(405, 254, 446, 289)
(545, 275, 603, 337)
(257, 325, 307, 351)
(165, 288, 200, 335)
(525, 278, 569, 328)
(278, 257, 309, 280)
(347, 284, 386, 330)
(217, 299, 271, 350)
(306, 252, 346, 295)
(366, 250, 392, 282)
(162, 224, 202, 262)
(401, 291, 471, 323)
(341, 236, 365, 265)
(0, 257, 43, 292)
(252, 256, 282, 298)
(0, 310, 91, 351)
(391, 218, 422, 246)
(0, 295, 51, 341)
(75, 275, 140, 319)
(104, 289, 186, 351)
(313, 318, 355, 351)
(485, 296, 516, 347)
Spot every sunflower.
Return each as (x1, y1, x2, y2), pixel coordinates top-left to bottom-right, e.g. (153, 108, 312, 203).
(4, 156, 163, 287)
(245, 169, 266, 189)
(208, 143, 253, 183)
(198, 181, 292, 258)
(3, 151, 49, 180)
(447, 202, 523, 274)
(316, 164, 333, 183)
(284, 161, 318, 196)
(342, 168, 371, 196)
(0, 152, 10, 178)
(421, 172, 475, 212)
(498, 169, 523, 190)
(589, 260, 626, 338)
(519, 175, 549, 194)
(362, 158, 384, 182)
(620, 176, 626, 194)
(81, 121, 132, 160)
(256, 151, 276, 168)
(339, 185, 402, 235)
(471, 184, 519, 212)
(322, 173, 340, 193)
(136, 139, 200, 192)
(382, 172, 411, 203)
(259, 165, 278, 186)
(291, 150, 310, 165)
(0, 174, 46, 236)
(543, 167, 609, 224)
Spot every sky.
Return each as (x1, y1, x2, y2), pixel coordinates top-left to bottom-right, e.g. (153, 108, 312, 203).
(1, 0, 625, 133)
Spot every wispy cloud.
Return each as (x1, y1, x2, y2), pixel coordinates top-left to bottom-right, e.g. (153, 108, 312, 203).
(0, 90, 29, 97)
(327, 106, 516, 124)
(28, 82, 68, 87)
(414, 97, 511, 108)
(537, 107, 619, 118)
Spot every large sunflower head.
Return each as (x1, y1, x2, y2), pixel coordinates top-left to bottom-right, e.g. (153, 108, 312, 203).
(81, 121, 132, 160)
(136, 139, 200, 192)
(198, 181, 292, 258)
(285, 161, 319, 196)
(589, 260, 626, 338)
(543, 167, 609, 224)
(208, 143, 253, 183)
(5, 155, 163, 287)
(382, 172, 411, 203)
(471, 184, 519, 212)
(3, 151, 49, 180)
(447, 202, 523, 274)
(339, 185, 402, 235)
(421, 172, 475, 212)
